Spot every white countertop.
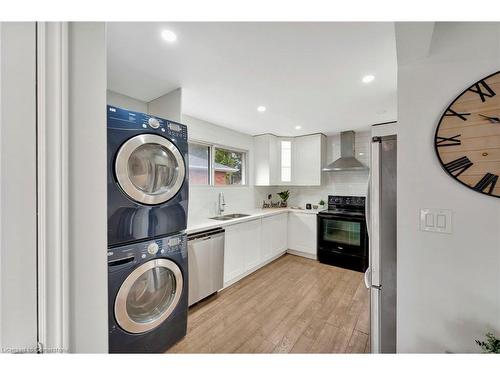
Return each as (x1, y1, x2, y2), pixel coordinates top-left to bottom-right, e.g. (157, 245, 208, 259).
(187, 207, 325, 235)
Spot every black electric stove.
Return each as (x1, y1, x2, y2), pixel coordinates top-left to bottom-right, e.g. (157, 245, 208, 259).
(317, 195, 368, 272)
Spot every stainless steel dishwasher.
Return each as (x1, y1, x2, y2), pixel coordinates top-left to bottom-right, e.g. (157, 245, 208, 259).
(187, 227, 225, 306)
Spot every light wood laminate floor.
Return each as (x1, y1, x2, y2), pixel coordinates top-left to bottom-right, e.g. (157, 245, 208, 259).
(168, 254, 370, 353)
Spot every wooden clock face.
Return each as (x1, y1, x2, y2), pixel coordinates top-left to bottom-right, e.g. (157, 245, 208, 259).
(435, 71, 500, 198)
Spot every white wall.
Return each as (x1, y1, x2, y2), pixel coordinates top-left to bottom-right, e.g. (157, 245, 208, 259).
(106, 89, 181, 121)
(107, 90, 147, 113)
(0, 22, 38, 352)
(397, 22, 500, 353)
(149, 88, 182, 122)
(67, 22, 108, 353)
(183, 114, 257, 222)
(255, 131, 370, 208)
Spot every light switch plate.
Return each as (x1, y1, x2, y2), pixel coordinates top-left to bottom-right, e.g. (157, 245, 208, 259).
(420, 208, 453, 234)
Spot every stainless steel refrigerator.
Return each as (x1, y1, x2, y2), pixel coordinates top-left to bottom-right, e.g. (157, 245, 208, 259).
(365, 135, 397, 353)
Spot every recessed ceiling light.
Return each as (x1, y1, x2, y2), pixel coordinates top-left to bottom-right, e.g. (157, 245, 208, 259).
(161, 29, 178, 43)
(362, 74, 375, 83)
(295, 126, 302, 130)
(257, 106, 266, 112)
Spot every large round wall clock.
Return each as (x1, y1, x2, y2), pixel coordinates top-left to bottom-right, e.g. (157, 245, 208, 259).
(435, 71, 500, 198)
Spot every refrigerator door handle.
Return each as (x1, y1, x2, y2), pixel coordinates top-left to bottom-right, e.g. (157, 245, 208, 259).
(364, 268, 381, 290)
(365, 171, 371, 238)
(370, 139, 381, 287)
(364, 268, 371, 289)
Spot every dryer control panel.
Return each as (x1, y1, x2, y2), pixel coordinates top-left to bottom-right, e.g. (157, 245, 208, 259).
(107, 105, 188, 141)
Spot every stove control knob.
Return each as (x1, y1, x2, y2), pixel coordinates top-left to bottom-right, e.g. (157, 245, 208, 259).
(147, 242, 159, 255)
(148, 117, 160, 129)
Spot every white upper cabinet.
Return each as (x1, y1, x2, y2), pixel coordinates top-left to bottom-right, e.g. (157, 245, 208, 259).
(254, 133, 326, 186)
(254, 134, 280, 186)
(292, 134, 326, 186)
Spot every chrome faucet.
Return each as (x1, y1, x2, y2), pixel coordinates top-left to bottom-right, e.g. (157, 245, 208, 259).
(218, 192, 226, 215)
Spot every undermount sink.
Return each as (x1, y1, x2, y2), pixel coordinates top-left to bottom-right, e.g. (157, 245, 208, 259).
(209, 213, 251, 221)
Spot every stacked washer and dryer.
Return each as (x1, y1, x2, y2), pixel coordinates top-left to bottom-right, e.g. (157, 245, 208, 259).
(107, 106, 189, 353)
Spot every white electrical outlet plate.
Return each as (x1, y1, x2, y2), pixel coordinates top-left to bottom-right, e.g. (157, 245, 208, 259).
(420, 208, 453, 234)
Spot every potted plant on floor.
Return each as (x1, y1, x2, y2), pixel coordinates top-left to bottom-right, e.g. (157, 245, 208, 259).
(476, 332, 500, 353)
(277, 190, 290, 207)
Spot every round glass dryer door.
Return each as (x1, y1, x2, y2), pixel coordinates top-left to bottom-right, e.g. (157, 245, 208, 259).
(114, 258, 184, 334)
(115, 134, 186, 205)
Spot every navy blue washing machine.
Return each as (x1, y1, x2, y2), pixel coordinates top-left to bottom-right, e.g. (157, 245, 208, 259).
(107, 105, 189, 248)
(108, 232, 188, 353)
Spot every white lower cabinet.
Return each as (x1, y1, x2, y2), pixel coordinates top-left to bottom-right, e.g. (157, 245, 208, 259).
(261, 213, 288, 261)
(242, 219, 262, 271)
(223, 212, 317, 287)
(223, 213, 287, 287)
(223, 224, 246, 283)
(223, 218, 262, 286)
(288, 212, 317, 259)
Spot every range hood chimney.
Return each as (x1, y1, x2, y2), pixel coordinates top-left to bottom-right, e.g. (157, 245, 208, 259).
(322, 131, 368, 172)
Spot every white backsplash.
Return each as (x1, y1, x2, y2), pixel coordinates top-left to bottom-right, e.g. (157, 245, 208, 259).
(188, 186, 257, 223)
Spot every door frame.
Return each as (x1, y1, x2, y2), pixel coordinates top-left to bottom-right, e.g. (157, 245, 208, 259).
(36, 22, 108, 353)
(36, 21, 70, 353)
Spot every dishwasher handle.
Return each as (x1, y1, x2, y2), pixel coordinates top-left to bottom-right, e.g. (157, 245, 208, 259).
(188, 227, 225, 242)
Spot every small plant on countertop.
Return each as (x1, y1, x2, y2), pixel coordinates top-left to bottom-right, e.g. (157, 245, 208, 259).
(476, 332, 500, 353)
(318, 199, 326, 207)
(277, 190, 290, 207)
(277, 190, 290, 202)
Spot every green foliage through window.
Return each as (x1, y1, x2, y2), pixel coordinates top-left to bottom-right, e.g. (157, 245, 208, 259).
(214, 148, 244, 185)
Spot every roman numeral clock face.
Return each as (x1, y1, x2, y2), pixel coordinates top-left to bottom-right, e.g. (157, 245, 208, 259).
(435, 71, 500, 198)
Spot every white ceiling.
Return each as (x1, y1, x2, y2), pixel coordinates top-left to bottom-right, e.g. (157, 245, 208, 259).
(107, 22, 397, 136)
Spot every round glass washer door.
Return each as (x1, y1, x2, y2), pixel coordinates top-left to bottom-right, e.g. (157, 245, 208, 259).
(115, 134, 186, 205)
(114, 258, 184, 334)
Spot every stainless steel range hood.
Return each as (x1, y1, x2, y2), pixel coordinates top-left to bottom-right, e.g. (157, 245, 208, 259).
(323, 131, 368, 172)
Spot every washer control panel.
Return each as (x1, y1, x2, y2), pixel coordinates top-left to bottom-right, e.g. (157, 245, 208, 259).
(148, 117, 160, 129)
(107, 233, 187, 265)
(147, 242, 159, 255)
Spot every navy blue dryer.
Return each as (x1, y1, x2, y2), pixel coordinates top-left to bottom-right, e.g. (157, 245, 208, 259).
(107, 106, 189, 247)
(108, 232, 188, 353)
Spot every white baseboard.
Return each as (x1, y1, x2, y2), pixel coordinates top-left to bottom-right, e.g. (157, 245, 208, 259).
(286, 249, 317, 260)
